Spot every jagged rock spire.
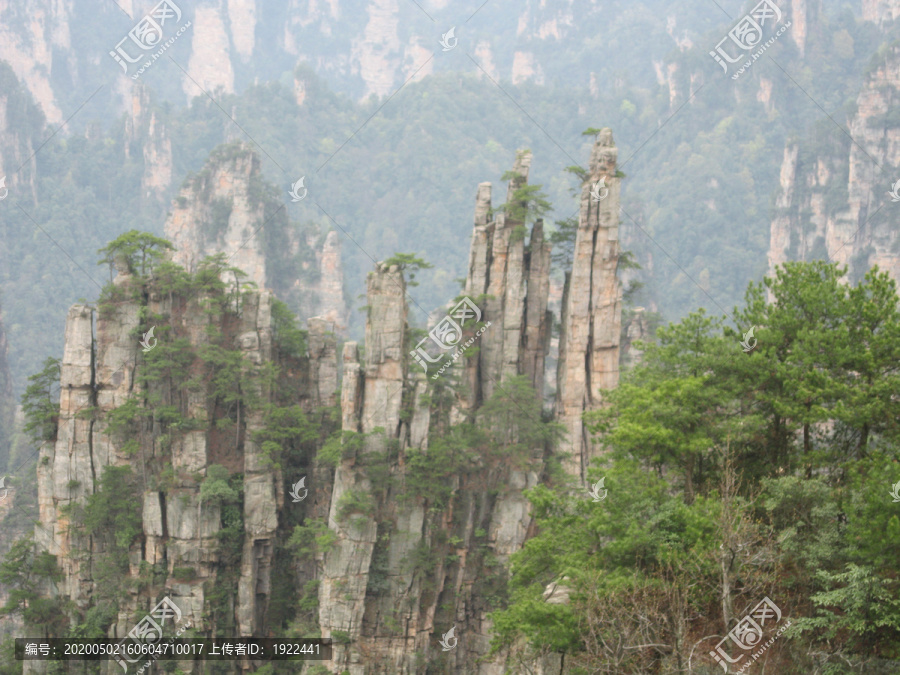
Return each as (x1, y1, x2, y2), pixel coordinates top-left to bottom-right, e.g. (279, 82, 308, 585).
(319, 263, 407, 671)
(556, 128, 623, 482)
(460, 150, 552, 407)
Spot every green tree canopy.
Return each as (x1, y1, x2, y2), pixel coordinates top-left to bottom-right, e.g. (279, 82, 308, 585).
(97, 230, 175, 278)
(381, 252, 433, 287)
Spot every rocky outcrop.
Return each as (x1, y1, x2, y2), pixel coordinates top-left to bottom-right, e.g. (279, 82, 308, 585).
(862, 0, 900, 25)
(556, 129, 622, 482)
(165, 143, 269, 286)
(311, 142, 618, 673)
(124, 85, 173, 207)
(27, 261, 338, 674)
(319, 263, 407, 674)
(789, 0, 821, 59)
(0, 298, 19, 647)
(461, 151, 552, 406)
(2, 0, 682, 131)
(299, 230, 348, 333)
(182, 5, 236, 98)
(164, 142, 347, 332)
(767, 45, 900, 288)
(0, 62, 41, 207)
(0, 0, 67, 126)
(621, 307, 650, 370)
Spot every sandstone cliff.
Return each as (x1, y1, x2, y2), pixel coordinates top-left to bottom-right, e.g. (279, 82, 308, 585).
(0, 298, 21, 645)
(862, 0, 900, 25)
(125, 85, 174, 208)
(164, 142, 348, 331)
(0, 0, 674, 129)
(767, 44, 900, 287)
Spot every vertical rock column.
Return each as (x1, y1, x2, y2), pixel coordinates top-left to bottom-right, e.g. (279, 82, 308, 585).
(317, 230, 348, 332)
(461, 151, 552, 406)
(521, 219, 552, 391)
(447, 154, 554, 673)
(164, 144, 267, 285)
(37, 305, 95, 606)
(359, 369, 432, 673)
(319, 264, 407, 674)
(153, 287, 215, 632)
(0, 300, 14, 468)
(556, 128, 623, 482)
(479, 151, 531, 399)
(237, 291, 280, 637)
(458, 182, 495, 416)
(308, 317, 339, 408)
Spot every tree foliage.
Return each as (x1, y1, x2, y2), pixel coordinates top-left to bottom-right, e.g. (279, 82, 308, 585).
(21, 356, 60, 445)
(97, 230, 175, 278)
(381, 252, 433, 287)
(495, 262, 900, 672)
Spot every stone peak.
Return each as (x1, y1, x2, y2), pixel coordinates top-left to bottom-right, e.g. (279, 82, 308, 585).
(589, 128, 618, 175)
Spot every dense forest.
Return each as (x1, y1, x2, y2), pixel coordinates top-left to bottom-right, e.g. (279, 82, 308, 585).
(493, 261, 900, 673)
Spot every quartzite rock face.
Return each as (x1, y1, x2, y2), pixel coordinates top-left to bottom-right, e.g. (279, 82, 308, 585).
(125, 84, 173, 207)
(317, 230, 349, 331)
(556, 129, 623, 482)
(164, 142, 347, 333)
(767, 46, 900, 289)
(165, 143, 267, 285)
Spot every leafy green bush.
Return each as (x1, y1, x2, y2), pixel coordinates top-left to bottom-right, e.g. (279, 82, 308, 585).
(336, 489, 375, 522)
(331, 630, 351, 644)
(317, 430, 366, 467)
(199, 465, 239, 506)
(287, 519, 337, 558)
